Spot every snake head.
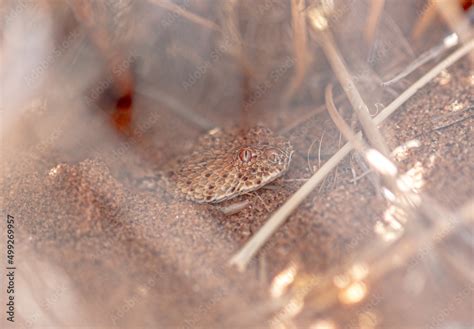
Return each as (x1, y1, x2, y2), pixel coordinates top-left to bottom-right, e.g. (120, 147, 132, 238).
(171, 126, 293, 203)
(231, 141, 293, 196)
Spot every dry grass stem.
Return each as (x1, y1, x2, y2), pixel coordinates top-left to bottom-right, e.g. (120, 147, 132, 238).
(383, 33, 459, 86)
(374, 38, 474, 125)
(325, 84, 367, 153)
(228, 38, 474, 271)
(325, 83, 389, 195)
(316, 28, 390, 156)
(325, 84, 382, 193)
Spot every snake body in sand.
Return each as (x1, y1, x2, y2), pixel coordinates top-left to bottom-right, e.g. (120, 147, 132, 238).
(166, 126, 293, 203)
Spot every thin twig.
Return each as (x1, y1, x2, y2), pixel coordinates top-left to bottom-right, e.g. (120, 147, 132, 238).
(316, 28, 390, 156)
(433, 114, 474, 131)
(325, 84, 383, 198)
(228, 38, 474, 271)
(382, 33, 459, 86)
(325, 84, 367, 152)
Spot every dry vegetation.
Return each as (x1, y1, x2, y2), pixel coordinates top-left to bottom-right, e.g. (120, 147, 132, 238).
(1, 0, 473, 328)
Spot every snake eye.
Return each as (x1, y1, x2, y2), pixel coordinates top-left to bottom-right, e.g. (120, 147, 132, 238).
(239, 148, 253, 162)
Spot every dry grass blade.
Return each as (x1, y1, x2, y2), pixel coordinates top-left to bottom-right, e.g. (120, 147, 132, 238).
(315, 28, 390, 156)
(325, 84, 366, 152)
(325, 84, 384, 194)
(373, 38, 474, 125)
(228, 38, 474, 271)
(382, 33, 459, 86)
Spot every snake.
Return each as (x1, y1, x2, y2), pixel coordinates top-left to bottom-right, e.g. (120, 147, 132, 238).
(164, 126, 294, 203)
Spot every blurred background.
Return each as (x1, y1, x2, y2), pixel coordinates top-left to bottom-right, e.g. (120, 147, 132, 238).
(1, 0, 473, 328)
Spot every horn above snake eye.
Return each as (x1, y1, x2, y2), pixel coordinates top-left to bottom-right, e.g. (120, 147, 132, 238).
(238, 148, 253, 162)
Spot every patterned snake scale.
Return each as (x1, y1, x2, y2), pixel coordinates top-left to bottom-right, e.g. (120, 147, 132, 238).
(165, 126, 294, 203)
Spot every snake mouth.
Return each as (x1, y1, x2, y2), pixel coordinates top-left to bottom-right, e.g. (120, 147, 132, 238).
(206, 159, 293, 204)
(208, 173, 284, 203)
